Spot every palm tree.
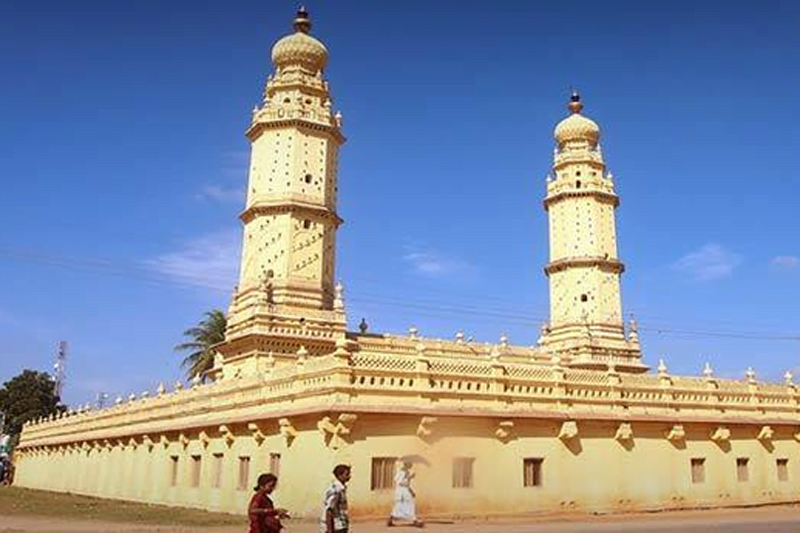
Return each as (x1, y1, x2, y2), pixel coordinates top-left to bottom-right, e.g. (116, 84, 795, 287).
(174, 310, 227, 381)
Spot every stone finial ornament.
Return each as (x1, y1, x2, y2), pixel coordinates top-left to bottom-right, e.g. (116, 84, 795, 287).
(499, 333, 509, 349)
(358, 318, 369, 334)
(219, 425, 235, 446)
(745, 367, 756, 383)
(615, 422, 634, 442)
(757, 425, 774, 441)
(278, 418, 298, 446)
(495, 420, 515, 442)
(657, 359, 668, 376)
(666, 425, 686, 442)
(248, 423, 266, 445)
(558, 421, 579, 441)
(711, 426, 731, 442)
(455, 331, 465, 344)
(333, 281, 345, 311)
(702, 362, 714, 379)
(416, 416, 438, 439)
(408, 326, 419, 339)
(785, 371, 794, 385)
(157, 382, 166, 396)
(191, 374, 202, 388)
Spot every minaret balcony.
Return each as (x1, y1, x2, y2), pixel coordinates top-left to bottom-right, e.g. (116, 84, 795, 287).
(246, 112, 345, 143)
(544, 256, 625, 275)
(543, 189, 619, 210)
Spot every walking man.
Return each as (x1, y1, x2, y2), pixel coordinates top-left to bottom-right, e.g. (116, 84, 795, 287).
(320, 464, 351, 533)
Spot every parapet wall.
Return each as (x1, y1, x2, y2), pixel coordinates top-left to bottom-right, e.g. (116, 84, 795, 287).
(15, 338, 800, 516)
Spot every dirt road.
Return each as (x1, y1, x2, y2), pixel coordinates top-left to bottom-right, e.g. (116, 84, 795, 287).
(3, 505, 800, 533)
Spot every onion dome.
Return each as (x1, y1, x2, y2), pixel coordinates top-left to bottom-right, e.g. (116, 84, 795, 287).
(554, 91, 600, 146)
(271, 7, 329, 73)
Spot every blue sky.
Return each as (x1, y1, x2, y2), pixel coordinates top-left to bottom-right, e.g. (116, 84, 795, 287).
(1, 1, 798, 406)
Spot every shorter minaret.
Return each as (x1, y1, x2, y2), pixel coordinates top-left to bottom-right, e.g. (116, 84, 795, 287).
(540, 92, 646, 373)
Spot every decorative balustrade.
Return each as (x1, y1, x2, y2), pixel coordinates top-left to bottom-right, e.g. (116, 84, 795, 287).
(19, 347, 800, 449)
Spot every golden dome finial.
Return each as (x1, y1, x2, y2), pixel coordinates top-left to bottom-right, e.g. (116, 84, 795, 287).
(568, 90, 584, 114)
(293, 6, 311, 33)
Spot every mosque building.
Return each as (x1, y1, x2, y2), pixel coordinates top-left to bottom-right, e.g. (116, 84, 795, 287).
(14, 8, 800, 518)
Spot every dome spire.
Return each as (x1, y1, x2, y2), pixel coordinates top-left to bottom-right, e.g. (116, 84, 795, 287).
(568, 89, 584, 114)
(293, 6, 311, 33)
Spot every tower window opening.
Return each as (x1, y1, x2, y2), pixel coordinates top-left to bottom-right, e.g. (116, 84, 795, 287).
(576, 181, 582, 189)
(283, 98, 290, 104)
(580, 294, 588, 303)
(576, 171, 582, 176)
(304, 174, 313, 184)
(303, 220, 311, 229)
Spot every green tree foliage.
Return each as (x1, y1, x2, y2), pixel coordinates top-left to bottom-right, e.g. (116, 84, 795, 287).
(0, 369, 65, 441)
(174, 309, 227, 382)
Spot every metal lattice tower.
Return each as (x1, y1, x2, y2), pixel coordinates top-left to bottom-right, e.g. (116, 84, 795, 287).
(53, 341, 67, 400)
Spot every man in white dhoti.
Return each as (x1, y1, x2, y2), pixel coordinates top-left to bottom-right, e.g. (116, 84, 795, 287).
(387, 461, 423, 527)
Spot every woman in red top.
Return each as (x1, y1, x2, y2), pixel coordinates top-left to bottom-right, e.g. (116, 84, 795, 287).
(249, 473, 289, 533)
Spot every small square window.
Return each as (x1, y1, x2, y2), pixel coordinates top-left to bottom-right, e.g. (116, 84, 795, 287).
(523, 458, 543, 487)
(736, 458, 749, 482)
(777, 459, 789, 482)
(452, 457, 474, 488)
(303, 219, 311, 229)
(371, 457, 397, 490)
(691, 458, 705, 484)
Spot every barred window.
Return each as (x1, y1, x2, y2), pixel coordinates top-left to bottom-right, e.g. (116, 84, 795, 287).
(691, 458, 705, 484)
(190, 455, 202, 487)
(777, 459, 789, 482)
(523, 458, 543, 487)
(238, 457, 251, 491)
(269, 453, 281, 477)
(452, 457, 474, 488)
(212, 453, 224, 488)
(737, 458, 749, 482)
(169, 456, 179, 487)
(371, 457, 397, 490)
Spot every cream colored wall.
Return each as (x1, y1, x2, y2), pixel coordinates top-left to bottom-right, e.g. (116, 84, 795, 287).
(16, 416, 800, 517)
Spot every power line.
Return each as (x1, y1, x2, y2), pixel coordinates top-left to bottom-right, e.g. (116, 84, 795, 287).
(1, 246, 798, 344)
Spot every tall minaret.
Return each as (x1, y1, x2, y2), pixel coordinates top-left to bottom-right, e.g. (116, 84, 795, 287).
(540, 92, 646, 373)
(216, 8, 347, 376)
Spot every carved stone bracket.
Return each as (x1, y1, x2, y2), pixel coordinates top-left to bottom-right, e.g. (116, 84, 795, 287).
(279, 418, 298, 447)
(558, 420, 579, 441)
(615, 422, 633, 442)
(318, 413, 357, 449)
(495, 420, 515, 442)
(666, 425, 686, 442)
(179, 433, 190, 449)
(248, 422, 267, 445)
(219, 425, 235, 447)
(711, 426, 731, 443)
(127, 437, 138, 450)
(199, 430, 211, 448)
(159, 435, 170, 449)
(142, 435, 155, 451)
(757, 425, 774, 441)
(416, 416, 438, 439)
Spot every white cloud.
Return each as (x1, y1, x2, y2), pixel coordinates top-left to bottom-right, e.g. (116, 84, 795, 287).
(671, 244, 741, 281)
(143, 229, 241, 291)
(772, 255, 800, 269)
(195, 184, 244, 203)
(403, 245, 477, 279)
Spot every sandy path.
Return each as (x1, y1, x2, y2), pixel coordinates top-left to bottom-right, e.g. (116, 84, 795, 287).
(3, 505, 800, 533)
